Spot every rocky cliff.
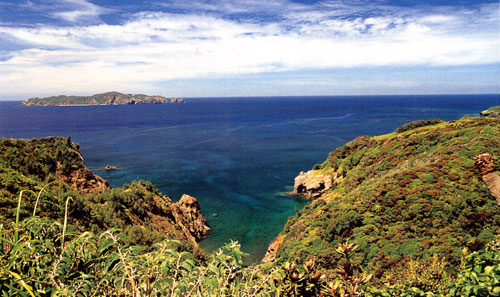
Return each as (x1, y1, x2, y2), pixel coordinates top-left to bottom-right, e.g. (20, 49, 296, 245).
(173, 194, 212, 243)
(57, 149, 110, 194)
(21, 91, 185, 106)
(292, 170, 338, 199)
(474, 153, 500, 205)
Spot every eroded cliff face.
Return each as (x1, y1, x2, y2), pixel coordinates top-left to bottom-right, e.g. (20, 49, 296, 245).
(173, 194, 212, 242)
(56, 150, 110, 194)
(474, 153, 500, 205)
(261, 234, 283, 264)
(146, 192, 211, 244)
(292, 170, 339, 200)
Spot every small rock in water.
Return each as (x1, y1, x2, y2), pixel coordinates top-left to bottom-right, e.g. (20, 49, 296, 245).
(212, 213, 218, 217)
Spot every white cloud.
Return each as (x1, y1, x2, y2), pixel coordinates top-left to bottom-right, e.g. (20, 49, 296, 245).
(52, 0, 111, 23)
(0, 1, 498, 98)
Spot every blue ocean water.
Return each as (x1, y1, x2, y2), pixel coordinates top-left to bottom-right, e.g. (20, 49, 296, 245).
(0, 95, 498, 263)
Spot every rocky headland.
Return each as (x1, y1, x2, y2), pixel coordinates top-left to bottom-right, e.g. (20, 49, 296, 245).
(264, 115, 500, 282)
(0, 137, 209, 246)
(21, 91, 185, 106)
(480, 105, 500, 118)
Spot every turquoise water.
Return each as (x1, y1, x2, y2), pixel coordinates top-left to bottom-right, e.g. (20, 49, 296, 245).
(0, 95, 498, 263)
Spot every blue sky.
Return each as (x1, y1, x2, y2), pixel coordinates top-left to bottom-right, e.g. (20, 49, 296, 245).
(0, 0, 498, 99)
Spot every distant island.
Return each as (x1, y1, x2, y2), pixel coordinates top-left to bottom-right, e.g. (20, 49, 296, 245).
(20, 91, 185, 106)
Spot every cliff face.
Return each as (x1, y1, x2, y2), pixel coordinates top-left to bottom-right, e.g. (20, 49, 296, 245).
(21, 91, 185, 106)
(0, 137, 209, 246)
(0, 137, 110, 194)
(57, 149, 110, 194)
(292, 170, 338, 199)
(474, 153, 500, 205)
(116, 183, 210, 244)
(265, 116, 500, 279)
(174, 194, 212, 241)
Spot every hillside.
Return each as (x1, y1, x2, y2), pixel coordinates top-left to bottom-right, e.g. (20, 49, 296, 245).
(20, 91, 185, 106)
(481, 105, 500, 118)
(0, 137, 209, 246)
(264, 116, 500, 282)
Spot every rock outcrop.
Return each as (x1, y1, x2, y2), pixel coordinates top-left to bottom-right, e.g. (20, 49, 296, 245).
(55, 148, 110, 194)
(147, 192, 211, 244)
(173, 194, 211, 242)
(480, 110, 500, 118)
(261, 234, 283, 264)
(474, 153, 500, 205)
(59, 167, 109, 194)
(292, 170, 337, 199)
(170, 97, 185, 103)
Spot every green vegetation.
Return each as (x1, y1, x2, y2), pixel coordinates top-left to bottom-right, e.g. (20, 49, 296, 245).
(21, 91, 184, 106)
(273, 116, 500, 287)
(1, 114, 500, 295)
(480, 105, 500, 118)
(1, 215, 498, 296)
(394, 119, 444, 133)
(486, 106, 500, 113)
(0, 137, 202, 249)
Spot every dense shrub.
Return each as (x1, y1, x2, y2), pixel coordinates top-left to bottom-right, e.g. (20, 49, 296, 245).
(395, 119, 444, 133)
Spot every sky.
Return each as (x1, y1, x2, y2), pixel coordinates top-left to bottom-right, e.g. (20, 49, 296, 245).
(0, 0, 498, 99)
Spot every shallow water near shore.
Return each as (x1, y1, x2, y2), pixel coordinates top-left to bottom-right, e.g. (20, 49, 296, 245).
(1, 95, 498, 263)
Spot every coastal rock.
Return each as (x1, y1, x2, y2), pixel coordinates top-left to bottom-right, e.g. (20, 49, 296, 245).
(56, 149, 110, 194)
(474, 153, 496, 175)
(262, 234, 283, 264)
(60, 167, 109, 194)
(474, 153, 500, 205)
(292, 170, 336, 199)
(172, 194, 211, 242)
(480, 110, 500, 118)
(170, 97, 185, 103)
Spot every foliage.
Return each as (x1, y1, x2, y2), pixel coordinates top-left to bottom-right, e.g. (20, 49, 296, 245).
(485, 106, 500, 114)
(395, 119, 444, 133)
(448, 235, 500, 296)
(0, 212, 373, 296)
(0, 214, 289, 296)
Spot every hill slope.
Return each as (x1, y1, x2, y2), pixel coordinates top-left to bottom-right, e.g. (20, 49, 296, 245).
(265, 116, 500, 280)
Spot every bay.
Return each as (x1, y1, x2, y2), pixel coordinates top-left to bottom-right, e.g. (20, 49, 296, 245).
(0, 94, 498, 263)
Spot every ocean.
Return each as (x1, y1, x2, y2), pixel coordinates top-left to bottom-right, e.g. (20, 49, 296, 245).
(0, 94, 498, 263)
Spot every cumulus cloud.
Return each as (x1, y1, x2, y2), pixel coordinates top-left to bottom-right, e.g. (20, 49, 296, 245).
(0, 0, 498, 98)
